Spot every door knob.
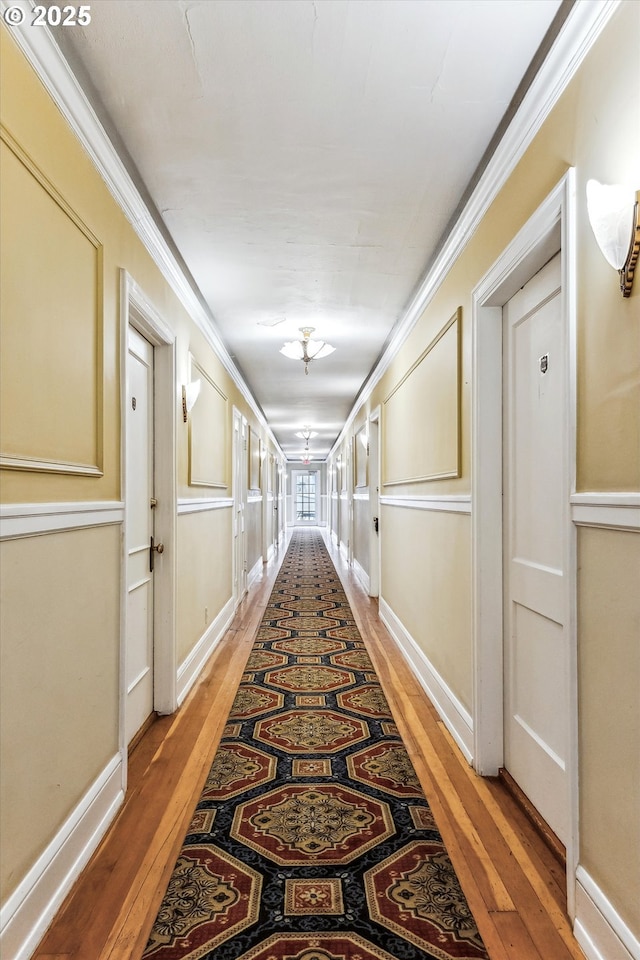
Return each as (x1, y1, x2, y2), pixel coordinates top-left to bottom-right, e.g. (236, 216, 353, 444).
(150, 536, 164, 572)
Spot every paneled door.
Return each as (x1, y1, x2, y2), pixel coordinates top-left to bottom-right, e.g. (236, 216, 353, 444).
(126, 326, 156, 745)
(233, 410, 247, 607)
(503, 252, 569, 844)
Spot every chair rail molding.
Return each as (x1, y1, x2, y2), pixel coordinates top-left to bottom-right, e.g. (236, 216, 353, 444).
(0, 501, 124, 539)
(177, 497, 234, 515)
(571, 492, 640, 531)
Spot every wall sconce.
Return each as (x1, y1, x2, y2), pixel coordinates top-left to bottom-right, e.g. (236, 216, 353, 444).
(586, 180, 640, 297)
(182, 379, 201, 422)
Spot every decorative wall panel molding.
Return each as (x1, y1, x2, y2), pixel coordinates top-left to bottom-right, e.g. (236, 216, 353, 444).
(0, 126, 104, 477)
(248, 428, 261, 492)
(383, 308, 461, 485)
(187, 355, 228, 489)
(354, 425, 368, 489)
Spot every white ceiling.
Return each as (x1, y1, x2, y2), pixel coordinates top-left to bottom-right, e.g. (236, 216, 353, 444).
(51, 0, 565, 460)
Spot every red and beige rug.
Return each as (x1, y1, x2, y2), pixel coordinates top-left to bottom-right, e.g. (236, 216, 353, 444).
(143, 529, 489, 960)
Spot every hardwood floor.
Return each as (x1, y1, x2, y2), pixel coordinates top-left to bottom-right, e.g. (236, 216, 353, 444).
(33, 530, 585, 960)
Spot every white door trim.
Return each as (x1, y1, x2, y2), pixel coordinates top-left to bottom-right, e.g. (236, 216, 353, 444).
(120, 271, 177, 786)
(471, 170, 579, 916)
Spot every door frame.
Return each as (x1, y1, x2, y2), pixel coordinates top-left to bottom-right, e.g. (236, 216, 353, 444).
(120, 271, 177, 784)
(471, 171, 579, 915)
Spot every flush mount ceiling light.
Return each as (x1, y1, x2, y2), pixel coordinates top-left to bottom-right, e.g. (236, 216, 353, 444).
(586, 180, 640, 297)
(280, 327, 335, 375)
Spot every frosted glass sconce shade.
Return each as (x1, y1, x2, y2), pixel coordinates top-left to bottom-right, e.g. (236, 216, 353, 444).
(586, 180, 640, 296)
(182, 379, 201, 422)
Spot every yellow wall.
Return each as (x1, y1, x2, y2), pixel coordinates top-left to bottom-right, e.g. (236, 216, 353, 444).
(0, 25, 277, 906)
(381, 506, 472, 709)
(177, 509, 233, 666)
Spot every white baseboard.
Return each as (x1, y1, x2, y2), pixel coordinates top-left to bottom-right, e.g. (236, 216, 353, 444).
(574, 867, 639, 960)
(339, 540, 349, 564)
(353, 557, 370, 594)
(177, 597, 235, 705)
(0, 754, 124, 960)
(247, 556, 263, 590)
(379, 597, 474, 763)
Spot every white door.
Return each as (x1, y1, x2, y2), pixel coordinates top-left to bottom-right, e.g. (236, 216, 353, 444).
(233, 411, 247, 606)
(294, 470, 318, 524)
(503, 252, 569, 844)
(126, 327, 156, 745)
(368, 416, 380, 598)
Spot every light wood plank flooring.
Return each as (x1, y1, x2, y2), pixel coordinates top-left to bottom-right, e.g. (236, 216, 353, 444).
(34, 530, 585, 960)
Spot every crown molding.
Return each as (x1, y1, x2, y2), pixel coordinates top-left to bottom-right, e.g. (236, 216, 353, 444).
(1, 0, 286, 461)
(328, 0, 621, 459)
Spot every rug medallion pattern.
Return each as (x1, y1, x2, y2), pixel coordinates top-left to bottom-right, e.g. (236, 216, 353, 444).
(144, 531, 489, 960)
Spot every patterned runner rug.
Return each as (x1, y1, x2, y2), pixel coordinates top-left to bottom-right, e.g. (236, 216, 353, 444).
(143, 529, 489, 960)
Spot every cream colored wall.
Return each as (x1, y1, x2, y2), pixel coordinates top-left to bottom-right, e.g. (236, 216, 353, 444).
(578, 527, 640, 932)
(246, 498, 263, 570)
(337, 1, 639, 933)
(381, 505, 472, 709)
(352, 497, 370, 578)
(0, 26, 277, 909)
(0, 526, 120, 902)
(177, 509, 233, 666)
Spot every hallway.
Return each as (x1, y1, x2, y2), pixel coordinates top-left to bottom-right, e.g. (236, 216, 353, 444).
(33, 531, 582, 960)
(1, 4, 639, 959)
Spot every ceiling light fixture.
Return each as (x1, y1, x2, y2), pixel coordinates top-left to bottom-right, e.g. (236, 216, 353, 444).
(295, 426, 317, 441)
(296, 426, 316, 464)
(280, 327, 335, 375)
(586, 180, 640, 297)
